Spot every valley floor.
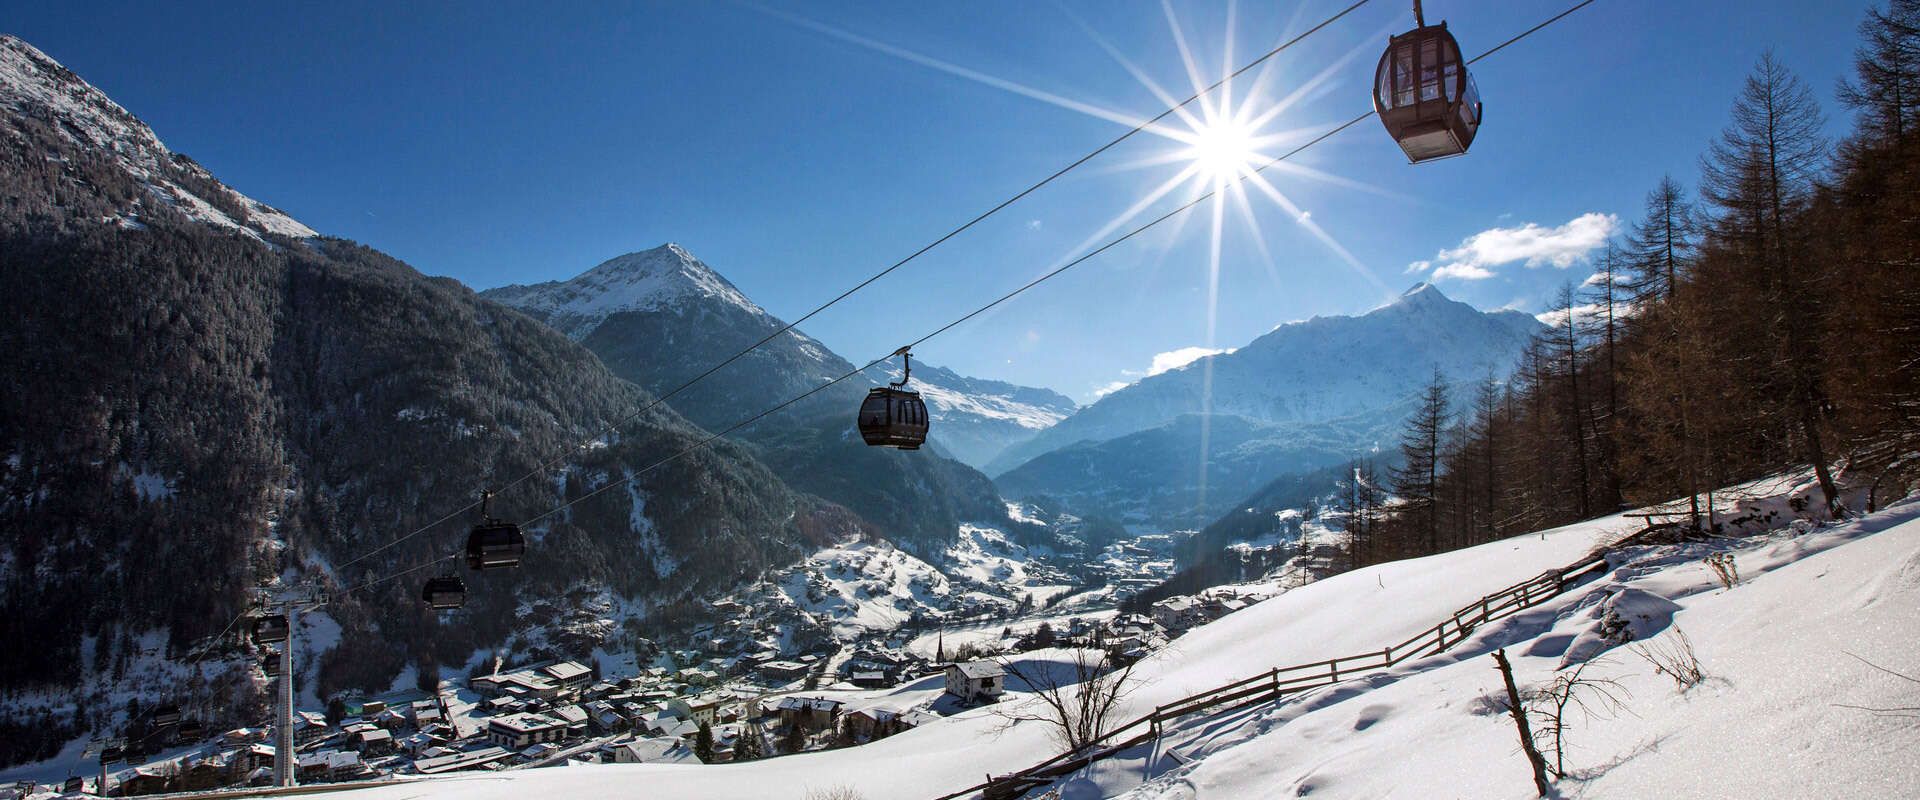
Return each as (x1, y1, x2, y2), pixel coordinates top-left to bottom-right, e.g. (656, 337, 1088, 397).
(268, 483, 1920, 799)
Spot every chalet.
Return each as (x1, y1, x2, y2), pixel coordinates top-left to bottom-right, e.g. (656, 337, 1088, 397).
(296, 750, 365, 782)
(112, 765, 171, 796)
(585, 701, 628, 733)
(757, 660, 810, 681)
(849, 670, 892, 688)
(486, 713, 568, 750)
(549, 703, 591, 728)
(1150, 596, 1208, 632)
(292, 711, 331, 745)
(945, 661, 1005, 704)
(353, 728, 394, 756)
(1201, 596, 1249, 619)
(177, 752, 227, 791)
(771, 696, 843, 731)
(842, 707, 905, 741)
(412, 746, 514, 775)
(359, 700, 388, 716)
(611, 738, 704, 765)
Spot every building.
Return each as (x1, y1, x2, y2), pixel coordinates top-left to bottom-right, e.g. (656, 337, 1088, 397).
(758, 661, 810, 682)
(849, 670, 893, 688)
(486, 713, 568, 750)
(771, 696, 844, 731)
(1150, 596, 1209, 632)
(540, 661, 594, 690)
(610, 738, 704, 765)
(292, 711, 331, 745)
(353, 728, 394, 756)
(944, 661, 1005, 704)
(295, 750, 365, 782)
(842, 707, 904, 741)
(412, 746, 514, 775)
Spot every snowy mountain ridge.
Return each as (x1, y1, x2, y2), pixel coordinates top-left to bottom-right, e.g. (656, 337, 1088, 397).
(988, 282, 1542, 477)
(484, 246, 1074, 469)
(0, 35, 315, 240)
(482, 244, 780, 341)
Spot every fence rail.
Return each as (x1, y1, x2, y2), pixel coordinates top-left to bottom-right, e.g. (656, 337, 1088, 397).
(932, 529, 1659, 800)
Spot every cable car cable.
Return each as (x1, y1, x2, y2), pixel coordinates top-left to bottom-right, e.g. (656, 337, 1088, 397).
(334, 0, 1595, 595)
(327, 0, 1377, 577)
(508, 0, 1598, 533)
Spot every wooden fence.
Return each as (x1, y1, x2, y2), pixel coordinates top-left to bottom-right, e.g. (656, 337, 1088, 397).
(934, 531, 1652, 800)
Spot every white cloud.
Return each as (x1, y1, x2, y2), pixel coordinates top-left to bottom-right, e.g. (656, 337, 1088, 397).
(1027, 219, 1043, 230)
(1405, 259, 1432, 275)
(1088, 346, 1237, 402)
(1148, 346, 1233, 376)
(1432, 262, 1496, 281)
(1415, 212, 1618, 282)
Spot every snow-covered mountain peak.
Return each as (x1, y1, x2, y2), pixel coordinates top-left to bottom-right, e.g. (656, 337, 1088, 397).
(485, 244, 766, 339)
(1398, 281, 1441, 301)
(0, 35, 316, 239)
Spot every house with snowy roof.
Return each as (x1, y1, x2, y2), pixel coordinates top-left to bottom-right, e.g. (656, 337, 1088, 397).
(944, 660, 1005, 704)
(611, 737, 704, 765)
(771, 696, 844, 731)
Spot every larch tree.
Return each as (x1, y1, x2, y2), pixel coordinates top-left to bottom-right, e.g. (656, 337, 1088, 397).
(1624, 176, 1697, 302)
(1392, 370, 1451, 554)
(1699, 51, 1842, 516)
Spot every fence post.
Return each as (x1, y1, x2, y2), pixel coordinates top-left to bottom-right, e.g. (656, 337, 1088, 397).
(1481, 597, 1490, 622)
(1270, 667, 1280, 698)
(1329, 659, 1339, 683)
(1382, 645, 1391, 666)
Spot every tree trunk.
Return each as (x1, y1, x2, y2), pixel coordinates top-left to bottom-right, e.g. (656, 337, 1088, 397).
(1493, 649, 1552, 797)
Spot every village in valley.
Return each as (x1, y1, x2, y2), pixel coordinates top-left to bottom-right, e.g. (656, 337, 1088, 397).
(27, 518, 1269, 797)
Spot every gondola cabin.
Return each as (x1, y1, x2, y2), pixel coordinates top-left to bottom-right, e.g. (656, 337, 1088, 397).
(177, 720, 206, 742)
(466, 521, 525, 570)
(422, 575, 467, 609)
(252, 614, 289, 644)
(149, 705, 181, 728)
(1373, 21, 1481, 163)
(858, 387, 929, 449)
(260, 650, 282, 678)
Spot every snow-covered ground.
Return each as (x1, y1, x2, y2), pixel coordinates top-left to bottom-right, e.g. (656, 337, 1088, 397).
(770, 539, 956, 640)
(275, 476, 1914, 799)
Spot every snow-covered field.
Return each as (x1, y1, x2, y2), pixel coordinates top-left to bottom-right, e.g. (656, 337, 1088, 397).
(303, 479, 1920, 799)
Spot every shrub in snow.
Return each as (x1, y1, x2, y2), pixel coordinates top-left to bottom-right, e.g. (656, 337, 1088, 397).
(1631, 628, 1707, 691)
(803, 787, 867, 800)
(1705, 552, 1740, 589)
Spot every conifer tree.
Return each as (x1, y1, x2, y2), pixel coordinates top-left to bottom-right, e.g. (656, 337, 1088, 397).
(1391, 370, 1450, 554)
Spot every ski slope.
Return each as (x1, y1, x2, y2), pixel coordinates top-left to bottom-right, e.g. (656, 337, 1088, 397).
(317, 486, 1920, 799)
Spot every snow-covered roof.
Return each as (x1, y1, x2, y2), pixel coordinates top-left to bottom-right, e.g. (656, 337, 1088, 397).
(541, 662, 592, 682)
(615, 738, 703, 765)
(949, 661, 1005, 680)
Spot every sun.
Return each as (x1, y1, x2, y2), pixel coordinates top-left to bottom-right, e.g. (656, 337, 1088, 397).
(1181, 117, 1262, 183)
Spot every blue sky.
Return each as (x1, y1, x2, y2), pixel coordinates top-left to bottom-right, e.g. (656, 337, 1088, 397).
(9, 0, 1873, 402)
